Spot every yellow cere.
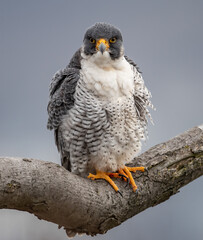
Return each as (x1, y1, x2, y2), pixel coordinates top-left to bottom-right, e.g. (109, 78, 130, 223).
(96, 38, 110, 50)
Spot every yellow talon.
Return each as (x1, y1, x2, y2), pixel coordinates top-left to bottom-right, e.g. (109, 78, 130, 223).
(118, 168, 128, 182)
(88, 166, 145, 193)
(127, 166, 145, 173)
(124, 166, 145, 192)
(88, 170, 119, 192)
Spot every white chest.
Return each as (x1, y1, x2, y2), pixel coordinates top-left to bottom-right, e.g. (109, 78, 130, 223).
(80, 52, 134, 99)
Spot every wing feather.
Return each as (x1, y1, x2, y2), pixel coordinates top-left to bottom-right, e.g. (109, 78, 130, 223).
(47, 49, 82, 170)
(125, 55, 154, 128)
(47, 67, 79, 130)
(47, 48, 82, 130)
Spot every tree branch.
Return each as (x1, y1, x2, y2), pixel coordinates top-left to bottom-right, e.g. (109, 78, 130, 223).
(0, 125, 203, 237)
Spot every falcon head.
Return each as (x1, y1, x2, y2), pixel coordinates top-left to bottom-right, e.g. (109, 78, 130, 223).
(83, 22, 124, 60)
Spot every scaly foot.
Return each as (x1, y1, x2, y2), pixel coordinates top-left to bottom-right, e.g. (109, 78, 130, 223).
(88, 166, 145, 194)
(123, 166, 145, 192)
(88, 170, 121, 195)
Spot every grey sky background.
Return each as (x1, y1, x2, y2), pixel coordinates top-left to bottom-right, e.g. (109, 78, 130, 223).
(1, 0, 203, 240)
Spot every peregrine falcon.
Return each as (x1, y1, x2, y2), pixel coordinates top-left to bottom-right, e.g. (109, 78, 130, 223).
(47, 22, 154, 194)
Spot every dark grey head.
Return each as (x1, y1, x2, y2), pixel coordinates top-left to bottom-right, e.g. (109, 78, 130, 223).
(83, 22, 123, 60)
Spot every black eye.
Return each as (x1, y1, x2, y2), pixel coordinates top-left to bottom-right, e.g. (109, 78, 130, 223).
(89, 37, 96, 43)
(110, 37, 117, 43)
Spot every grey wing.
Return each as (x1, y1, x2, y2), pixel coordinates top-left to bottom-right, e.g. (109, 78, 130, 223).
(125, 55, 154, 127)
(47, 48, 82, 130)
(47, 66, 80, 170)
(47, 67, 79, 130)
(124, 55, 141, 73)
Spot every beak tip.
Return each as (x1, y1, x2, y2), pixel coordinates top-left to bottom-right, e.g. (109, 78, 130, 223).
(98, 42, 106, 54)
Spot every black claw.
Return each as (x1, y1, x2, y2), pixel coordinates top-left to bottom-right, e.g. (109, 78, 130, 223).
(119, 173, 127, 180)
(117, 190, 123, 197)
(144, 167, 149, 175)
(135, 188, 139, 195)
(125, 177, 130, 187)
(118, 173, 130, 187)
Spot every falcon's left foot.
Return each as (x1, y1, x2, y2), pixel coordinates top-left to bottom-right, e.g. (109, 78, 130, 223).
(122, 166, 145, 192)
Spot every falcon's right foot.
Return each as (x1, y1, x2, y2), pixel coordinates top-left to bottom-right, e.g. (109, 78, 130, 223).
(88, 170, 122, 195)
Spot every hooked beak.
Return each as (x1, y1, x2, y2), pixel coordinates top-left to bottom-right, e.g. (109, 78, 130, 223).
(96, 38, 109, 54)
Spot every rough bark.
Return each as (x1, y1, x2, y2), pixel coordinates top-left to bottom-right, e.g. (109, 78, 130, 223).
(0, 125, 203, 237)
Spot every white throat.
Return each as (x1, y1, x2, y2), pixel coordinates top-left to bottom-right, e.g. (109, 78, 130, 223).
(80, 50, 134, 99)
